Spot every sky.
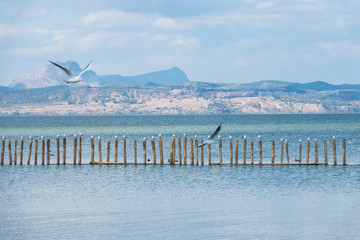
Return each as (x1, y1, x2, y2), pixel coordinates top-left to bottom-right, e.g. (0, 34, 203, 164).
(0, 0, 360, 86)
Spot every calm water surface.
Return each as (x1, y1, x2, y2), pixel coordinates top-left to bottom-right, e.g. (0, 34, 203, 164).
(1, 115, 360, 239)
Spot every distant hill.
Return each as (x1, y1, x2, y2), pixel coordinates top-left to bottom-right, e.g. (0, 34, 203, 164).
(9, 61, 190, 89)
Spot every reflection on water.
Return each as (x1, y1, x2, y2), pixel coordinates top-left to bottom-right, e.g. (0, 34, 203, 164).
(1, 165, 360, 239)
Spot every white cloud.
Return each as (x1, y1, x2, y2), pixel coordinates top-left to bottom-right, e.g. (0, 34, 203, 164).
(152, 17, 176, 29)
(317, 41, 360, 55)
(256, 2, 274, 9)
(81, 10, 147, 28)
(233, 57, 248, 67)
(0, 24, 18, 39)
(19, 10, 48, 19)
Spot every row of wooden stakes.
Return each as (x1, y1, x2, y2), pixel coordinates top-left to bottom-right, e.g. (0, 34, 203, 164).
(0, 136, 347, 166)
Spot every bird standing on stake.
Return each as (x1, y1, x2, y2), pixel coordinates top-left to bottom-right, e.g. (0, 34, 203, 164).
(198, 123, 222, 148)
(49, 60, 93, 83)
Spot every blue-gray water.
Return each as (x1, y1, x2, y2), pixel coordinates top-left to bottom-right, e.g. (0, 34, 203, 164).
(1, 115, 360, 239)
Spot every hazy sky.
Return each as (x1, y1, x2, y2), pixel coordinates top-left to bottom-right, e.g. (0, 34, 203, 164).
(0, 0, 360, 86)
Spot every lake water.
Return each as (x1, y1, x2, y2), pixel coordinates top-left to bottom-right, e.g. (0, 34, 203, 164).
(1, 114, 360, 239)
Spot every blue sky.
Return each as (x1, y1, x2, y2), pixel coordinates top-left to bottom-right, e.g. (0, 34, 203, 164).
(0, 0, 359, 86)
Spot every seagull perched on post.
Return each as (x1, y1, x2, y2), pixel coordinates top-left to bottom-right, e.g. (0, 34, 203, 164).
(49, 60, 93, 83)
(198, 123, 222, 148)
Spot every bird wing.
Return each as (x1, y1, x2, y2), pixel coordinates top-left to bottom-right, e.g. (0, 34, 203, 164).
(49, 60, 73, 77)
(208, 123, 222, 140)
(79, 60, 93, 77)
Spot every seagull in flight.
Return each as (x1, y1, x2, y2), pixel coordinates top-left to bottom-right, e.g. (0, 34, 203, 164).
(198, 123, 222, 148)
(49, 60, 93, 84)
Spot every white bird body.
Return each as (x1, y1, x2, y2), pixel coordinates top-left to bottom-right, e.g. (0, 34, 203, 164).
(198, 123, 222, 148)
(49, 60, 93, 83)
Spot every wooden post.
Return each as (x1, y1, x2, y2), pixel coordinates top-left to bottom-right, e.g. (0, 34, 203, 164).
(151, 138, 156, 165)
(195, 138, 199, 165)
(98, 137, 102, 163)
(73, 136, 78, 165)
(190, 138, 194, 165)
(201, 139, 204, 165)
(27, 138, 33, 165)
(243, 137, 247, 165)
(14, 140, 17, 165)
(143, 139, 146, 165)
(271, 140, 275, 164)
(56, 136, 60, 165)
(20, 137, 23, 165)
(299, 140, 302, 163)
(286, 140, 289, 164)
(34, 139, 38, 165)
(235, 139, 239, 165)
(178, 137, 182, 165)
(63, 136, 66, 165)
(219, 139, 223, 165)
(0, 138, 4, 165)
(332, 137, 337, 165)
(208, 144, 211, 165)
(159, 135, 163, 165)
(315, 139, 318, 164)
(90, 137, 94, 164)
(114, 137, 118, 163)
(78, 134, 82, 165)
(250, 141, 254, 164)
(123, 137, 127, 164)
(280, 140, 284, 164)
(259, 138, 262, 165)
(306, 139, 310, 164)
(342, 139, 346, 166)
(170, 137, 174, 165)
(172, 137, 176, 165)
(324, 140, 328, 165)
(134, 140, 137, 165)
(8, 140, 12, 165)
(106, 141, 110, 163)
(183, 136, 187, 165)
(46, 139, 50, 165)
(42, 137, 45, 165)
(230, 137, 233, 165)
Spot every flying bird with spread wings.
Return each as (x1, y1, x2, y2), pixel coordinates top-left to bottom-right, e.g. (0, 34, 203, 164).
(49, 60, 93, 84)
(198, 123, 223, 148)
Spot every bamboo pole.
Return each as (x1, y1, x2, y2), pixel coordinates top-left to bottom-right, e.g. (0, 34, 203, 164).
(280, 140, 284, 164)
(243, 137, 247, 165)
(183, 135, 187, 165)
(0, 138, 4, 165)
(306, 139, 310, 164)
(34, 139, 38, 165)
(98, 137, 102, 163)
(46, 139, 50, 165)
(190, 138, 194, 165)
(208, 144, 211, 165)
(74, 135, 78, 165)
(332, 137, 337, 165)
(250, 141, 254, 164)
(230, 137, 233, 165)
(57, 135, 60, 165)
(235, 139, 239, 165)
(14, 140, 17, 165)
(286, 140, 289, 164)
(324, 140, 328, 165)
(159, 135, 163, 165)
(63, 135, 66, 165)
(123, 137, 127, 164)
(195, 137, 199, 165)
(42, 137, 45, 165)
(151, 137, 156, 165)
(271, 140, 275, 164)
(106, 140, 110, 163)
(299, 140, 302, 163)
(114, 137, 118, 163)
(143, 138, 146, 165)
(90, 137, 94, 164)
(201, 139, 204, 165)
(178, 137, 182, 165)
(134, 140, 137, 165)
(342, 139, 346, 165)
(27, 137, 33, 165)
(258, 138, 262, 165)
(219, 138, 223, 165)
(78, 134, 82, 165)
(8, 140, 12, 165)
(20, 137, 23, 165)
(315, 139, 318, 164)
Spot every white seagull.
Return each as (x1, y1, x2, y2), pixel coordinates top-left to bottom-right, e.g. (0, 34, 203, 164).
(198, 123, 222, 148)
(49, 60, 93, 83)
